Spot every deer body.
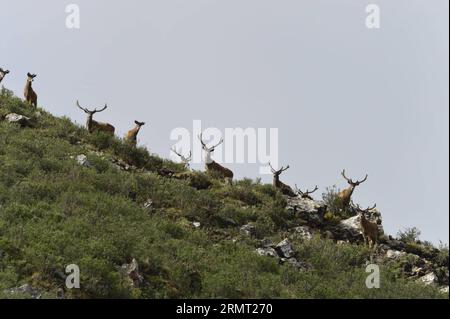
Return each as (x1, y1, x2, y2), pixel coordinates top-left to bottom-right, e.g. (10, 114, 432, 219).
(338, 170, 368, 209)
(125, 121, 145, 145)
(24, 73, 38, 107)
(356, 204, 379, 249)
(269, 163, 296, 197)
(76, 101, 115, 136)
(198, 133, 234, 183)
(0, 68, 10, 84)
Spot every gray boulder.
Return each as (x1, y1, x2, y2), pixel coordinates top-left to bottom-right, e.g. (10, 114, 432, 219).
(285, 196, 327, 225)
(5, 113, 31, 127)
(4, 284, 41, 299)
(75, 154, 91, 167)
(292, 226, 312, 241)
(121, 258, 144, 288)
(256, 247, 278, 258)
(275, 239, 295, 258)
(240, 224, 256, 236)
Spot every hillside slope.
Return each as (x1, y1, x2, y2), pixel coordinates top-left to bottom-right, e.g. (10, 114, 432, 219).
(0, 87, 448, 299)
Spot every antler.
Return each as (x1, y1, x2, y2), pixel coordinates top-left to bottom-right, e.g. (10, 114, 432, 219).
(198, 133, 207, 148)
(198, 133, 223, 149)
(342, 169, 368, 185)
(295, 185, 318, 196)
(76, 101, 107, 114)
(171, 147, 192, 162)
(76, 100, 88, 113)
(353, 201, 377, 212)
(269, 162, 290, 174)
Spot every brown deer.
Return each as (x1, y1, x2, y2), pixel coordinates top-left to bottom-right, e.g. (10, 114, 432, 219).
(24, 73, 38, 107)
(338, 169, 368, 209)
(269, 163, 296, 197)
(354, 203, 379, 249)
(0, 68, 10, 84)
(198, 133, 233, 183)
(125, 121, 145, 146)
(76, 100, 115, 135)
(171, 147, 192, 169)
(295, 185, 319, 200)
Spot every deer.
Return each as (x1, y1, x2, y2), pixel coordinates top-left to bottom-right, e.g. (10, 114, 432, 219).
(268, 163, 296, 197)
(198, 133, 234, 184)
(0, 68, 10, 84)
(125, 121, 145, 146)
(76, 100, 115, 135)
(354, 203, 379, 249)
(338, 169, 368, 209)
(24, 73, 38, 107)
(171, 147, 192, 169)
(295, 185, 319, 200)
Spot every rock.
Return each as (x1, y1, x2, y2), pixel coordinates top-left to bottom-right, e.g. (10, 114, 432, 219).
(386, 249, 406, 260)
(5, 113, 31, 127)
(256, 247, 278, 258)
(440, 286, 449, 294)
(260, 238, 275, 248)
(121, 258, 144, 288)
(143, 199, 154, 212)
(419, 272, 438, 286)
(75, 154, 91, 167)
(383, 236, 406, 251)
(285, 196, 327, 225)
(192, 222, 201, 228)
(240, 224, 256, 236)
(292, 226, 312, 241)
(285, 258, 312, 271)
(4, 284, 41, 299)
(275, 239, 295, 259)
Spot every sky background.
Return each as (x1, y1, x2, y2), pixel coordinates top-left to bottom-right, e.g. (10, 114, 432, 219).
(1, 0, 448, 244)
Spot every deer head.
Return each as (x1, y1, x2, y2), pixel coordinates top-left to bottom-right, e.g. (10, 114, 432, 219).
(268, 162, 290, 180)
(341, 169, 368, 189)
(198, 132, 223, 164)
(354, 202, 377, 218)
(134, 120, 145, 127)
(295, 185, 319, 200)
(171, 147, 192, 168)
(0, 68, 10, 82)
(76, 100, 108, 129)
(26, 72, 37, 83)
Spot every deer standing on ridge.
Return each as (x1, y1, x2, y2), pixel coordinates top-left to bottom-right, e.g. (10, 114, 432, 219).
(0, 68, 10, 84)
(125, 121, 145, 146)
(171, 147, 192, 169)
(354, 203, 379, 249)
(338, 169, 368, 209)
(269, 163, 296, 197)
(198, 133, 233, 184)
(24, 73, 38, 107)
(76, 100, 115, 136)
(295, 185, 319, 200)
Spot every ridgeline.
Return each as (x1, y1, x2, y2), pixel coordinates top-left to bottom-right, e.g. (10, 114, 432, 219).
(0, 87, 448, 299)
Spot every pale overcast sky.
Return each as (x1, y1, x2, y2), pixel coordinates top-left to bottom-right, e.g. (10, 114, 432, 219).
(1, 0, 448, 244)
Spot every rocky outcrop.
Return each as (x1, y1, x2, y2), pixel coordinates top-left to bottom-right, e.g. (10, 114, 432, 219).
(5, 113, 31, 127)
(256, 238, 311, 272)
(121, 258, 144, 288)
(3, 284, 41, 299)
(285, 196, 327, 226)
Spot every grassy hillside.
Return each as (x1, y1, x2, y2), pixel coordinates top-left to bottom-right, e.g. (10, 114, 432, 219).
(0, 87, 447, 299)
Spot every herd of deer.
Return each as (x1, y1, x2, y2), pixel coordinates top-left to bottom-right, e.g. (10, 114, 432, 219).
(0, 68, 380, 248)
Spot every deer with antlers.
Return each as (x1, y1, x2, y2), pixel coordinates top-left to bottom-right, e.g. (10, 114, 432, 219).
(0, 68, 10, 84)
(76, 100, 115, 135)
(354, 203, 379, 249)
(269, 163, 296, 197)
(198, 133, 233, 183)
(125, 121, 145, 146)
(24, 73, 38, 107)
(295, 185, 319, 200)
(171, 147, 192, 169)
(338, 169, 368, 209)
